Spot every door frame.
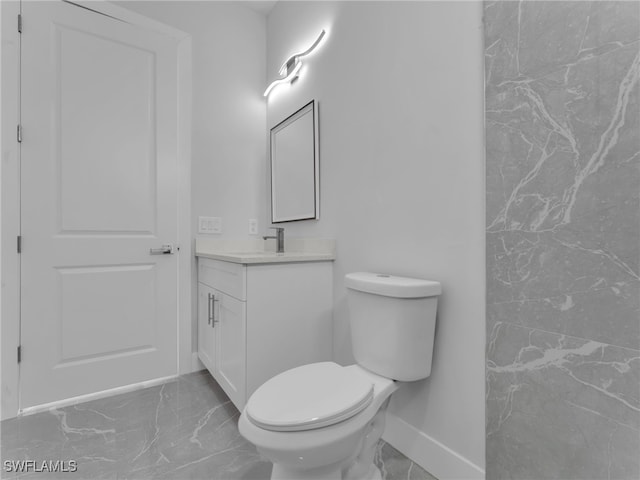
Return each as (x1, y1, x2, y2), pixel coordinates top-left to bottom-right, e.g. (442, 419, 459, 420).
(0, 0, 193, 420)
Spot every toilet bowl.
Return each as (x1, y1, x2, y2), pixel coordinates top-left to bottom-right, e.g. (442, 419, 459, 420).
(239, 362, 398, 479)
(238, 273, 441, 480)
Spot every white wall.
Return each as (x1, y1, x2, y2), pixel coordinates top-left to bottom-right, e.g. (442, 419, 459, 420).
(266, 2, 485, 478)
(119, 1, 267, 233)
(117, 1, 267, 355)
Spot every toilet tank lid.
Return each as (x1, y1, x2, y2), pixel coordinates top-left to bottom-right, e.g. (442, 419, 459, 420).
(345, 272, 441, 298)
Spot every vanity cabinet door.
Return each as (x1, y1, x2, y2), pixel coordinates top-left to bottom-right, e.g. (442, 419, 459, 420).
(213, 291, 246, 410)
(197, 283, 216, 372)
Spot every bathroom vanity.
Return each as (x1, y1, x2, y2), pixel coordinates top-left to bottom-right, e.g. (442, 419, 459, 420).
(195, 239, 334, 410)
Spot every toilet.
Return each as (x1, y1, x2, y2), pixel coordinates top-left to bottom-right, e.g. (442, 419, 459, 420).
(238, 272, 441, 480)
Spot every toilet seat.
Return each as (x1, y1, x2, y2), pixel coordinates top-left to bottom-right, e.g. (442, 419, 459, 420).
(246, 362, 374, 432)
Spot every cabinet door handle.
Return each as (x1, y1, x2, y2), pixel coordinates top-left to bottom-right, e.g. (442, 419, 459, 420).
(210, 293, 219, 327)
(207, 293, 213, 325)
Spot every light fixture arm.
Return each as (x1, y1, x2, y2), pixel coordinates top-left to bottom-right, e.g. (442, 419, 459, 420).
(264, 29, 326, 97)
(264, 60, 303, 97)
(278, 29, 326, 76)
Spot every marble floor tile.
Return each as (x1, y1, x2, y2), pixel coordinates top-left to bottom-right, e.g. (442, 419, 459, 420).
(1, 372, 436, 480)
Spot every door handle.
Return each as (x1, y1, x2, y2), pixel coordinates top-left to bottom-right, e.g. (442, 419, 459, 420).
(150, 244, 174, 255)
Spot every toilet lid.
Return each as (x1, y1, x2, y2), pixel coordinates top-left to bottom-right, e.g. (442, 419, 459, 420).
(246, 362, 374, 432)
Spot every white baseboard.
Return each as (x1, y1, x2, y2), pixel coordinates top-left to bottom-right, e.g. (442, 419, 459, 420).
(383, 412, 485, 480)
(191, 351, 205, 372)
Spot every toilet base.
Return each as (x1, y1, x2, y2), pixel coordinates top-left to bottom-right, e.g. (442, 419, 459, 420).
(268, 399, 390, 480)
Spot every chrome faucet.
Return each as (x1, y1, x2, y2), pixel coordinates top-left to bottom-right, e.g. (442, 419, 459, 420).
(263, 227, 285, 253)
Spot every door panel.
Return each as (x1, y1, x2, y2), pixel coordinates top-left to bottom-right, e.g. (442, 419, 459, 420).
(58, 264, 156, 361)
(57, 25, 157, 234)
(20, 1, 179, 409)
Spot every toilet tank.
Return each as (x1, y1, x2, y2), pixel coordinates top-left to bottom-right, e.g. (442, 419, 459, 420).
(345, 272, 441, 381)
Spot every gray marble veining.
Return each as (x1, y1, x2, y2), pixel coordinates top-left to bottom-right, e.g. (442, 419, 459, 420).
(1, 372, 435, 480)
(485, 1, 640, 478)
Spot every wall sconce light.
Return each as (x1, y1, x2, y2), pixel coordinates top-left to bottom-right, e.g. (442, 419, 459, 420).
(264, 29, 326, 98)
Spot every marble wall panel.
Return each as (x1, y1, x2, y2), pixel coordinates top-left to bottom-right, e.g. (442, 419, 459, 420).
(487, 323, 639, 480)
(485, 1, 640, 478)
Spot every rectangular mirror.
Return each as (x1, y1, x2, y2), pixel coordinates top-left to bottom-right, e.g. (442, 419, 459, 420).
(270, 100, 319, 223)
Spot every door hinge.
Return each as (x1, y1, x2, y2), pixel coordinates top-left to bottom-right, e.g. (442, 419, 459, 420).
(17, 346, 21, 363)
(17, 124, 22, 143)
(17, 14, 22, 33)
(17, 235, 22, 254)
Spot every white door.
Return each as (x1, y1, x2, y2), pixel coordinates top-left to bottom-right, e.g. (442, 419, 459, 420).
(20, 1, 179, 409)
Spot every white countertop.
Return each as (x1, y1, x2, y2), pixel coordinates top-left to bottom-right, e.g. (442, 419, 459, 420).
(195, 238, 335, 264)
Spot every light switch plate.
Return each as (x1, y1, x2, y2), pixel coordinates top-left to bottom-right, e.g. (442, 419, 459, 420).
(210, 217, 222, 234)
(198, 216, 208, 233)
(198, 216, 222, 234)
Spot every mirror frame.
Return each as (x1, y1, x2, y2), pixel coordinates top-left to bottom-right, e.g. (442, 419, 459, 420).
(269, 100, 320, 223)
